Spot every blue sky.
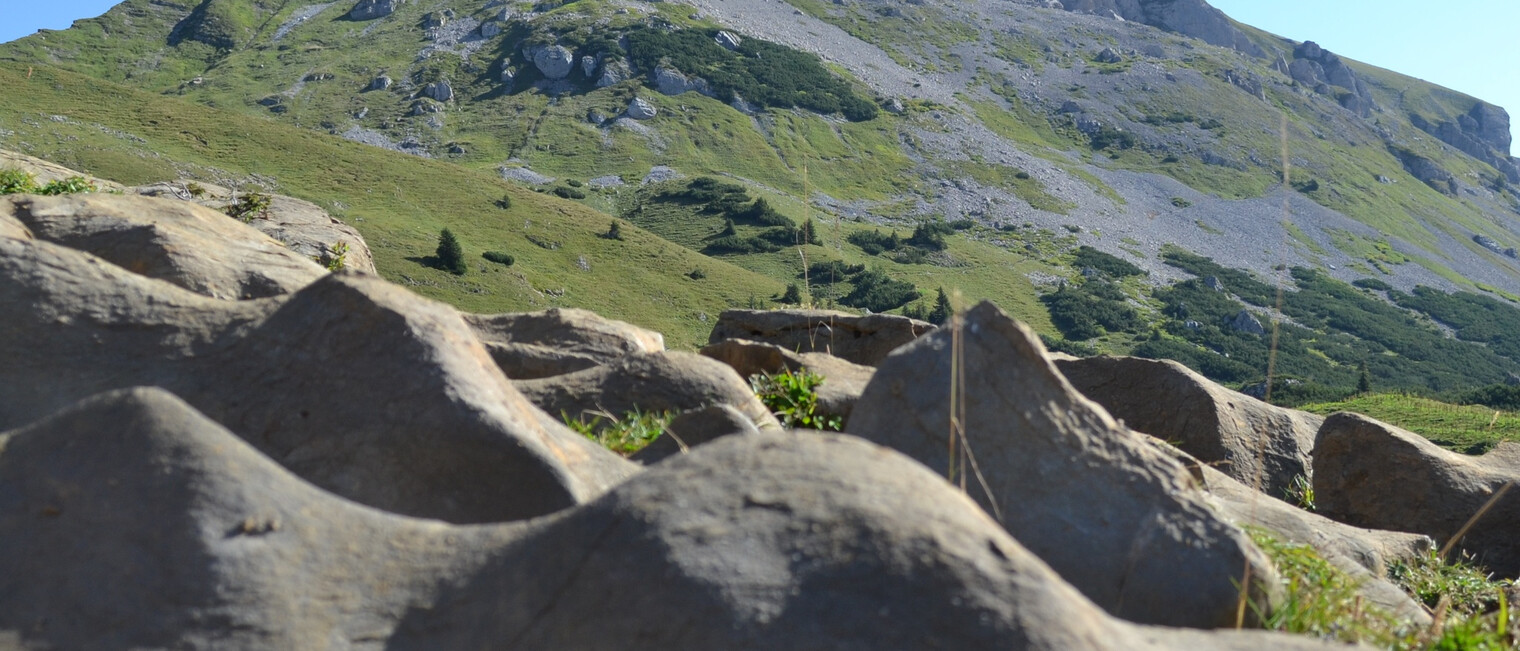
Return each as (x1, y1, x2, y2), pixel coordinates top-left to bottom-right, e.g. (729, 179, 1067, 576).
(2, 0, 1515, 153)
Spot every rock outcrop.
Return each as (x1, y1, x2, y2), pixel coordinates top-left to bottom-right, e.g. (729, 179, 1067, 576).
(3, 193, 326, 300)
(0, 390, 1347, 650)
(133, 180, 377, 274)
(708, 309, 933, 366)
(1287, 41, 1376, 117)
(514, 351, 783, 432)
(1056, 355, 1321, 499)
(701, 338, 873, 425)
(849, 302, 1280, 628)
(0, 236, 634, 523)
(1412, 103, 1520, 183)
(627, 96, 658, 120)
(348, 0, 403, 21)
(463, 307, 665, 379)
(527, 44, 575, 80)
(1314, 412, 1520, 575)
(1057, 0, 1263, 57)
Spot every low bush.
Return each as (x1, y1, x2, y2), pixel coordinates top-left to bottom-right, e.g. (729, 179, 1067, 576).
(482, 251, 515, 266)
(1072, 245, 1145, 278)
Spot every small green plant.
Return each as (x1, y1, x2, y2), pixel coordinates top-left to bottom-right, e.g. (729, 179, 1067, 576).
(606, 220, 623, 240)
(223, 192, 272, 222)
(495, 194, 513, 210)
(562, 409, 672, 456)
(751, 369, 843, 431)
(185, 182, 207, 198)
(1171, 196, 1192, 208)
(315, 241, 349, 272)
(1390, 550, 1513, 618)
(0, 170, 96, 196)
(687, 268, 706, 279)
(1284, 474, 1316, 511)
(482, 250, 515, 266)
(0, 169, 38, 194)
(436, 228, 466, 275)
(565, 178, 584, 188)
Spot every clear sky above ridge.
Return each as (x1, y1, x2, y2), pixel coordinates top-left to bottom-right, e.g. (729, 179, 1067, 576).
(1, 0, 1514, 154)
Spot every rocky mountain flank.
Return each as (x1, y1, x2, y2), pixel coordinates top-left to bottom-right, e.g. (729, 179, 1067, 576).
(10, 156, 1517, 648)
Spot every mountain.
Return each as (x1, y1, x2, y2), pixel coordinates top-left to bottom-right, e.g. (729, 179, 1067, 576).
(5, 0, 1520, 395)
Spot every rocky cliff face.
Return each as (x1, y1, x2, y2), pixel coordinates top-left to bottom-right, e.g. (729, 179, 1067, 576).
(1412, 102, 1519, 183)
(1057, 0, 1263, 56)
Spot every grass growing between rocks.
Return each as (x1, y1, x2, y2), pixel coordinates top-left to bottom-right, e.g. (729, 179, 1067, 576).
(1299, 394, 1520, 455)
(1251, 528, 1517, 650)
(562, 409, 672, 456)
(751, 369, 842, 431)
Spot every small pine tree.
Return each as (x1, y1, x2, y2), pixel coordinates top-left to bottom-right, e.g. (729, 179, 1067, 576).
(780, 283, 803, 304)
(802, 218, 821, 245)
(719, 218, 737, 237)
(436, 228, 466, 275)
(1357, 361, 1372, 394)
(607, 220, 623, 240)
(927, 287, 952, 325)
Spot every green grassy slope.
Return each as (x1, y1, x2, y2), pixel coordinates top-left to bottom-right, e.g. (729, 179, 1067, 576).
(0, 62, 786, 348)
(1300, 393, 1520, 455)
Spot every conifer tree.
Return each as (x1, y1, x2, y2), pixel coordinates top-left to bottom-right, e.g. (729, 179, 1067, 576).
(928, 287, 953, 325)
(436, 228, 466, 275)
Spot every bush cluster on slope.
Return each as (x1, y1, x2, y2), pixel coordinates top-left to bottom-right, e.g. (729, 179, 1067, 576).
(625, 28, 879, 121)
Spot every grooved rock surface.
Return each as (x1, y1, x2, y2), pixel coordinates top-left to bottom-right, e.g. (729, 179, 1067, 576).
(0, 236, 634, 523)
(514, 351, 782, 432)
(700, 338, 874, 424)
(133, 180, 377, 275)
(464, 307, 664, 379)
(0, 388, 1351, 650)
(849, 301, 1280, 628)
(1315, 412, 1520, 575)
(708, 309, 933, 366)
(3, 193, 327, 299)
(1056, 355, 1322, 500)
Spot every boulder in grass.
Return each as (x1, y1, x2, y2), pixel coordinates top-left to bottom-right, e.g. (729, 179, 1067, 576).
(3, 193, 327, 300)
(708, 308, 933, 366)
(700, 338, 873, 424)
(0, 237, 635, 523)
(1056, 355, 1322, 500)
(513, 351, 782, 432)
(0, 388, 1351, 651)
(1314, 412, 1520, 575)
(462, 307, 664, 379)
(348, 0, 403, 20)
(849, 301, 1280, 628)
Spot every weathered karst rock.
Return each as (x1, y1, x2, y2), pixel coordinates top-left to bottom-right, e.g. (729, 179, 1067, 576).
(708, 309, 933, 366)
(701, 338, 873, 425)
(0, 236, 634, 523)
(0, 392, 1350, 650)
(514, 351, 782, 432)
(3, 193, 327, 300)
(848, 302, 1280, 628)
(1315, 412, 1520, 575)
(1056, 355, 1321, 499)
(462, 307, 665, 380)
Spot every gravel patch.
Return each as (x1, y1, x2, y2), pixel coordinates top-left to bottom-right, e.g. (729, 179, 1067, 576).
(273, 3, 335, 41)
(500, 166, 556, 185)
